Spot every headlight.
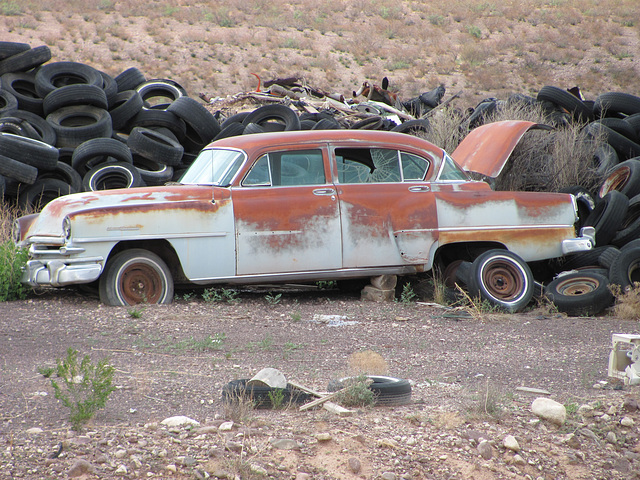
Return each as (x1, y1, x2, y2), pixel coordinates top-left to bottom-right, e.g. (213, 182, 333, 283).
(11, 219, 20, 244)
(62, 217, 71, 241)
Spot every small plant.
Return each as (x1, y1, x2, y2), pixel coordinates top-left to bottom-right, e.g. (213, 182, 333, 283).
(334, 374, 375, 408)
(0, 0, 22, 15)
(0, 241, 28, 302)
(172, 333, 226, 352)
(267, 388, 285, 409)
(399, 283, 418, 304)
(467, 25, 483, 39)
(316, 280, 337, 290)
(265, 292, 282, 306)
(565, 402, 579, 415)
(290, 311, 302, 322)
(258, 334, 273, 351)
(610, 282, 640, 320)
(37, 365, 55, 378)
(202, 287, 239, 304)
(48, 348, 116, 431)
(127, 305, 145, 319)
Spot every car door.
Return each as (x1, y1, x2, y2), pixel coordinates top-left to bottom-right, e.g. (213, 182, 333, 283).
(332, 146, 441, 268)
(232, 147, 342, 276)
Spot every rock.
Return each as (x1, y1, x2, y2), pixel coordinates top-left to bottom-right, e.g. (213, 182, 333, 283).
(361, 285, 395, 302)
(270, 438, 300, 450)
(161, 415, 200, 427)
(577, 404, 595, 417)
(378, 438, 399, 449)
(478, 440, 493, 459)
(503, 435, 520, 452)
(296, 473, 312, 480)
(623, 397, 639, 412)
(115, 465, 127, 475)
(512, 454, 526, 465)
(250, 464, 268, 475)
(25, 427, 43, 435)
(371, 274, 397, 290)
(315, 432, 332, 442)
(196, 426, 219, 435)
(225, 440, 243, 452)
(564, 434, 581, 449)
(621, 416, 635, 428)
(218, 421, 234, 431)
(114, 449, 127, 459)
(381, 473, 397, 480)
(67, 459, 94, 477)
(614, 457, 631, 473)
(606, 431, 617, 444)
(531, 397, 566, 426)
(166, 464, 177, 473)
(347, 457, 361, 474)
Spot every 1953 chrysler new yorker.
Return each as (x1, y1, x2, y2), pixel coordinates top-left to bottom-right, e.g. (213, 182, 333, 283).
(13, 121, 594, 310)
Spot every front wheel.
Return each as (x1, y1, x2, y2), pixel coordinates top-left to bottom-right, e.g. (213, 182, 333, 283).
(467, 250, 534, 313)
(99, 249, 174, 306)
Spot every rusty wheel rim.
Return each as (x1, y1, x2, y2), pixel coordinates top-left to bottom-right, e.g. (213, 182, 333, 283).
(481, 259, 525, 301)
(118, 262, 164, 304)
(555, 276, 600, 296)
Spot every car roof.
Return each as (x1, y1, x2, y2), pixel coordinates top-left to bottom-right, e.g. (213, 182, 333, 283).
(207, 129, 444, 156)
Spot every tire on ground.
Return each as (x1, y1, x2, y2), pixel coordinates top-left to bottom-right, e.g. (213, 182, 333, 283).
(221, 379, 310, 409)
(584, 191, 629, 246)
(328, 375, 412, 406)
(608, 246, 640, 290)
(98, 248, 173, 306)
(466, 249, 534, 313)
(598, 159, 640, 199)
(544, 271, 613, 316)
(17, 178, 76, 210)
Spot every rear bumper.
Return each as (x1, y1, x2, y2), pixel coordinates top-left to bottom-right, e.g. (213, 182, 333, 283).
(561, 226, 596, 255)
(23, 258, 103, 287)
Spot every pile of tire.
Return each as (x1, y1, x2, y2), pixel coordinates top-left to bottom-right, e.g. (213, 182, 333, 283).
(0, 41, 223, 209)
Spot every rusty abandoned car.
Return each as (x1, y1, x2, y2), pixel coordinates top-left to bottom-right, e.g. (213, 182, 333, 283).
(13, 121, 595, 310)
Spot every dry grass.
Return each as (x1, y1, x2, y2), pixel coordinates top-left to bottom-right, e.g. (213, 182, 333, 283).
(610, 283, 640, 320)
(2, 0, 637, 107)
(347, 350, 388, 375)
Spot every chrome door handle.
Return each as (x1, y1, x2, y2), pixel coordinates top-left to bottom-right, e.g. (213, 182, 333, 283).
(409, 185, 431, 192)
(313, 188, 336, 196)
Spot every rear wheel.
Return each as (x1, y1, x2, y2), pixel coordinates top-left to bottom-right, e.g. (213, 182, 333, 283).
(99, 249, 174, 306)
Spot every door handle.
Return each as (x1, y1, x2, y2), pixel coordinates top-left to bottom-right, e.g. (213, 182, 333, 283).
(313, 188, 336, 196)
(409, 185, 431, 192)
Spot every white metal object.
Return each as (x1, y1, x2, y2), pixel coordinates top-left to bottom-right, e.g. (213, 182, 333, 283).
(608, 334, 640, 385)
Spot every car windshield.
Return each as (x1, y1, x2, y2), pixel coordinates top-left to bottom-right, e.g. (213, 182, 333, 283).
(180, 148, 245, 186)
(437, 152, 469, 181)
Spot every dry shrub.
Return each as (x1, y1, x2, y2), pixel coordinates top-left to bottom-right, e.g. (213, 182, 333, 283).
(610, 283, 640, 320)
(348, 350, 388, 375)
(432, 410, 465, 429)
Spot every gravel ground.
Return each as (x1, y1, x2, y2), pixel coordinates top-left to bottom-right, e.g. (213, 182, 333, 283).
(1, 285, 640, 479)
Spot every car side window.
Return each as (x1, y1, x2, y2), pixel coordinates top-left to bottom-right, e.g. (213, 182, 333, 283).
(243, 149, 325, 186)
(336, 148, 426, 183)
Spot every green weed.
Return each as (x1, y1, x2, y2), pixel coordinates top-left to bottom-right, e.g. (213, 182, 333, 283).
(171, 333, 226, 352)
(399, 283, 418, 304)
(334, 374, 375, 408)
(202, 287, 239, 304)
(0, 241, 28, 302)
(265, 292, 282, 306)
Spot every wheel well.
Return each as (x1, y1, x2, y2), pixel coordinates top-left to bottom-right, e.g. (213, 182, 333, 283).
(106, 240, 188, 283)
(433, 241, 506, 272)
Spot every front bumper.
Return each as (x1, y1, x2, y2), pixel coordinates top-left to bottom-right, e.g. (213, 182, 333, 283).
(23, 257, 103, 287)
(561, 226, 596, 255)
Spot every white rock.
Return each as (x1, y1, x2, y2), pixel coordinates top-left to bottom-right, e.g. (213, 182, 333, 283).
(577, 404, 594, 417)
(531, 397, 566, 426)
(621, 416, 635, 428)
(166, 464, 177, 473)
(25, 428, 43, 435)
(160, 416, 200, 428)
(503, 435, 520, 452)
(218, 421, 234, 431)
(115, 465, 127, 475)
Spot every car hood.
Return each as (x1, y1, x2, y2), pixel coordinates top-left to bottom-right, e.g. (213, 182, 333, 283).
(19, 185, 222, 242)
(451, 120, 552, 178)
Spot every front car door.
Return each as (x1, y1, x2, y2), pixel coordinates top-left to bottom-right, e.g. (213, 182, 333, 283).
(232, 146, 342, 276)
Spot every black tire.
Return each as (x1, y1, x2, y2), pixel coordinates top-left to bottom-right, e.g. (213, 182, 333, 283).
(212, 121, 245, 141)
(391, 118, 430, 135)
(350, 116, 384, 130)
(584, 191, 629, 246)
(0, 72, 43, 114)
(37, 161, 83, 192)
(312, 117, 342, 130)
(167, 96, 221, 151)
(82, 161, 143, 192)
(466, 250, 534, 313)
(328, 375, 412, 406)
(588, 122, 640, 160)
(594, 92, 640, 118)
(72, 137, 134, 175)
(35, 61, 103, 98)
(242, 122, 265, 135)
(17, 178, 76, 210)
(127, 127, 184, 166)
(609, 246, 640, 290)
(593, 143, 619, 175)
(597, 246, 621, 270)
(221, 379, 310, 409)
(559, 245, 612, 272)
(536, 86, 593, 123)
(598, 159, 640, 199)
(612, 194, 640, 247)
(0, 133, 59, 170)
(46, 105, 113, 148)
(220, 111, 251, 128)
(0, 174, 4, 197)
(0, 41, 30, 61)
(544, 271, 613, 316)
(132, 155, 174, 186)
(99, 248, 173, 306)
(114, 67, 146, 93)
(558, 185, 595, 229)
(99, 71, 118, 108)
(109, 90, 144, 130)
(42, 84, 108, 116)
(0, 153, 38, 184)
(241, 104, 300, 131)
(0, 116, 41, 139)
(0, 45, 51, 76)
(0, 89, 18, 115)
(596, 118, 640, 144)
(127, 108, 186, 140)
(3, 109, 56, 145)
(136, 79, 187, 108)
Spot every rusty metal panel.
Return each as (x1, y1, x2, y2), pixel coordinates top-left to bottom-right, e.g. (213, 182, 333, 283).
(451, 120, 551, 178)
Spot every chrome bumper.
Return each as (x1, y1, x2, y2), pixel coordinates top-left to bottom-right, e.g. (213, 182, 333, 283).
(561, 226, 596, 255)
(23, 258, 103, 287)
